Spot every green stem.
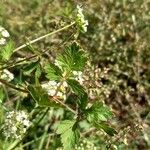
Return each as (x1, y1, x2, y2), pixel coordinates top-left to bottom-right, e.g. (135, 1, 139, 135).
(0, 54, 37, 70)
(14, 22, 75, 52)
(0, 79, 28, 93)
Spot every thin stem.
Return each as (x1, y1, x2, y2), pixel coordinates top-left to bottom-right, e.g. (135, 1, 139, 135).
(14, 22, 75, 52)
(52, 97, 76, 115)
(35, 108, 50, 126)
(0, 79, 28, 93)
(22, 133, 54, 148)
(0, 54, 37, 70)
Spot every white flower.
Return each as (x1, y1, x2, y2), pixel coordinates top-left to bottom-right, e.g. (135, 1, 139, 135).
(41, 81, 57, 96)
(1, 29, 10, 38)
(0, 69, 14, 81)
(73, 71, 84, 84)
(16, 111, 27, 121)
(3, 110, 30, 139)
(62, 81, 68, 87)
(41, 81, 67, 99)
(54, 60, 61, 67)
(77, 5, 83, 14)
(0, 38, 6, 45)
(23, 119, 30, 127)
(11, 126, 17, 133)
(0, 26, 10, 45)
(0, 26, 10, 38)
(48, 89, 56, 96)
(73, 71, 82, 76)
(49, 80, 58, 86)
(76, 5, 88, 32)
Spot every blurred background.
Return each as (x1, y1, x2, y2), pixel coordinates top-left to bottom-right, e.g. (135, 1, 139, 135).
(0, 0, 150, 149)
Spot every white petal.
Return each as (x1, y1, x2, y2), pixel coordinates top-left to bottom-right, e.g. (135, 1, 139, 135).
(1, 30, 10, 38)
(0, 38, 6, 45)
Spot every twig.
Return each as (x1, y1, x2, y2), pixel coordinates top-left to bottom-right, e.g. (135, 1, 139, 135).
(0, 54, 37, 70)
(52, 96, 76, 115)
(0, 79, 28, 93)
(13, 22, 75, 52)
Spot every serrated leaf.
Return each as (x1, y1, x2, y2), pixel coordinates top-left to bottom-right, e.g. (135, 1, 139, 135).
(0, 41, 14, 61)
(61, 128, 80, 150)
(45, 63, 62, 81)
(77, 92, 88, 110)
(56, 42, 87, 72)
(56, 120, 76, 134)
(67, 79, 85, 95)
(57, 120, 80, 150)
(35, 64, 42, 78)
(23, 60, 39, 76)
(27, 85, 60, 107)
(86, 102, 113, 122)
(95, 122, 117, 136)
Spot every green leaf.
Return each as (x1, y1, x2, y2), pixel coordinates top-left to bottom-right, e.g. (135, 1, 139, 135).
(23, 60, 39, 76)
(27, 85, 59, 107)
(57, 120, 80, 150)
(56, 42, 87, 72)
(67, 79, 85, 95)
(0, 87, 5, 103)
(86, 102, 113, 122)
(44, 63, 62, 81)
(35, 64, 42, 79)
(95, 122, 117, 136)
(56, 120, 76, 134)
(77, 92, 88, 110)
(0, 41, 14, 61)
(0, 104, 4, 123)
(61, 128, 80, 150)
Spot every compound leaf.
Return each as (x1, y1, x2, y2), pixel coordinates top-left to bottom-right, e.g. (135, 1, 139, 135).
(0, 41, 14, 61)
(67, 79, 85, 95)
(56, 120, 76, 134)
(45, 63, 62, 81)
(86, 102, 113, 122)
(27, 85, 59, 107)
(95, 122, 117, 136)
(56, 42, 87, 72)
(57, 120, 80, 150)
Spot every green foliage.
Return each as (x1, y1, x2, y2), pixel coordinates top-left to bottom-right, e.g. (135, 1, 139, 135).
(77, 92, 88, 110)
(86, 102, 113, 123)
(44, 63, 62, 81)
(0, 87, 4, 103)
(0, 1, 123, 150)
(35, 63, 42, 79)
(56, 120, 76, 134)
(67, 79, 85, 95)
(0, 41, 14, 61)
(27, 85, 59, 107)
(95, 122, 117, 136)
(23, 60, 40, 76)
(57, 120, 80, 150)
(0, 104, 4, 124)
(56, 42, 87, 72)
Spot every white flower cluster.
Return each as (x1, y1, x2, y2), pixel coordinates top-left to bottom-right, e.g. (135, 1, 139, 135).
(75, 139, 97, 150)
(0, 26, 10, 45)
(3, 110, 30, 139)
(41, 81, 67, 99)
(73, 71, 84, 84)
(56, 139, 97, 150)
(0, 69, 14, 84)
(76, 5, 88, 32)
